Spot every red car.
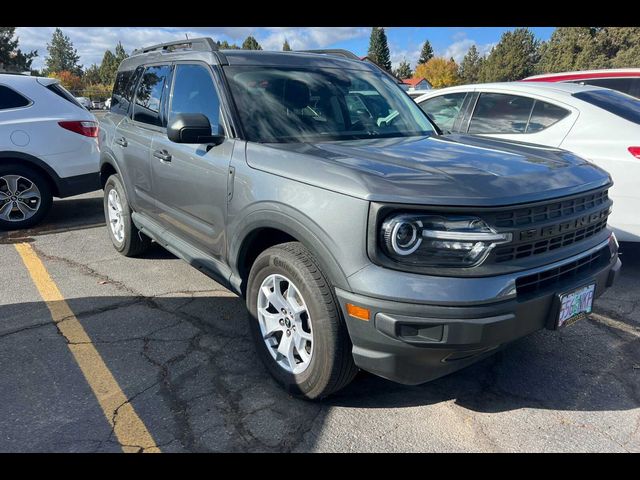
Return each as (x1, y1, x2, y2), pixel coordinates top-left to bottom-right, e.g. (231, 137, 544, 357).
(522, 68, 640, 99)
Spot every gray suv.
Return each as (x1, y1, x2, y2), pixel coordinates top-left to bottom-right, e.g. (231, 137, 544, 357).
(99, 38, 621, 399)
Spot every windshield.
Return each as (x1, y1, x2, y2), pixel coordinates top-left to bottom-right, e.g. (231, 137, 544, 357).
(224, 66, 435, 143)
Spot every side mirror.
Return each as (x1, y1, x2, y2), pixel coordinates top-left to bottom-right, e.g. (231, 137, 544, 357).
(167, 113, 224, 145)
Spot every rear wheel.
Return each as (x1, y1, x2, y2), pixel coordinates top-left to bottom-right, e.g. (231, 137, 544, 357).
(246, 242, 358, 399)
(0, 164, 52, 230)
(103, 174, 150, 256)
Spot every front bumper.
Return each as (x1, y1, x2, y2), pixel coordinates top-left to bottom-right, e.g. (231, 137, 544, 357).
(337, 235, 621, 385)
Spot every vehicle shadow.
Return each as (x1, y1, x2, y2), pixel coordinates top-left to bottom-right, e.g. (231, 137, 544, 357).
(0, 193, 105, 241)
(2, 285, 638, 451)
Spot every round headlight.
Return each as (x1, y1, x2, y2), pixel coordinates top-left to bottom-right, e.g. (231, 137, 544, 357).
(390, 220, 422, 255)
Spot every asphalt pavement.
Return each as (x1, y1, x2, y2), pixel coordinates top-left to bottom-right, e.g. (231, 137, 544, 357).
(0, 191, 638, 452)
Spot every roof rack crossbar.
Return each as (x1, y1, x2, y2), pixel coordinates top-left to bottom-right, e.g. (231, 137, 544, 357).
(132, 37, 218, 56)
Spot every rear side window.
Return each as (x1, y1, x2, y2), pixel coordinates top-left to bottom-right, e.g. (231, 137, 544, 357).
(111, 70, 134, 115)
(468, 93, 534, 134)
(0, 85, 31, 110)
(526, 100, 571, 133)
(571, 77, 640, 99)
(169, 64, 221, 132)
(133, 65, 171, 127)
(46, 83, 83, 109)
(573, 89, 640, 125)
(418, 93, 467, 132)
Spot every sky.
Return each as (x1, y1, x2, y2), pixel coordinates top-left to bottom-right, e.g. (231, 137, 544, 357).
(15, 27, 557, 72)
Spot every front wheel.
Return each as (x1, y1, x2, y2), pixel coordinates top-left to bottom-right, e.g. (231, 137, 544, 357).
(103, 174, 151, 256)
(246, 242, 358, 399)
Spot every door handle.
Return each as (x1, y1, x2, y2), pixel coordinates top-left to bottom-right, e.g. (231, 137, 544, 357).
(115, 137, 128, 147)
(153, 149, 172, 162)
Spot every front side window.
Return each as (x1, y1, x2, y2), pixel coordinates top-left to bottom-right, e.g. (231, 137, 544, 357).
(418, 93, 467, 132)
(169, 64, 220, 132)
(0, 85, 31, 110)
(573, 88, 640, 125)
(133, 65, 171, 126)
(468, 93, 534, 134)
(224, 66, 434, 143)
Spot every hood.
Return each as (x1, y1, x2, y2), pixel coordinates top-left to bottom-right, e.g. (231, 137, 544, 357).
(245, 134, 611, 206)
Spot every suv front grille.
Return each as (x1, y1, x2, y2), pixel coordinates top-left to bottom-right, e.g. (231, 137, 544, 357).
(492, 189, 609, 228)
(487, 188, 611, 264)
(515, 246, 609, 295)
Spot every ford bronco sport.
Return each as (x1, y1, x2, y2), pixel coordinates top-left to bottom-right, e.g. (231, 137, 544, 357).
(99, 38, 621, 399)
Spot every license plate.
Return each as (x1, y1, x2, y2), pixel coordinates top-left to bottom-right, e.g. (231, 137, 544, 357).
(557, 283, 595, 329)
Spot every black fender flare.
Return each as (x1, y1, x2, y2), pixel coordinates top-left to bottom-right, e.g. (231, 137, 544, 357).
(228, 205, 351, 294)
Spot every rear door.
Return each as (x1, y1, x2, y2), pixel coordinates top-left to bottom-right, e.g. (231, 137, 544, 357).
(121, 64, 172, 215)
(150, 62, 235, 259)
(464, 90, 577, 147)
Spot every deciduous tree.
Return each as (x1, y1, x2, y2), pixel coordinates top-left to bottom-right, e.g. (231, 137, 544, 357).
(414, 57, 461, 88)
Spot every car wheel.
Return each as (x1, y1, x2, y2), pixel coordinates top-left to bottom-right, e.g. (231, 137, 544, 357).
(246, 242, 358, 399)
(103, 174, 151, 256)
(0, 164, 52, 230)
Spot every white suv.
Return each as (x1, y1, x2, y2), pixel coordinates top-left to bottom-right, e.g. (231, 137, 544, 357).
(0, 74, 100, 229)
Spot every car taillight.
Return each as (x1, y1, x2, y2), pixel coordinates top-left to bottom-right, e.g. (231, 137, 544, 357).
(58, 121, 99, 138)
(629, 147, 640, 159)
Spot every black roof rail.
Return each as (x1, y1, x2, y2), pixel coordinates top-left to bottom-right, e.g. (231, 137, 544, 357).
(297, 49, 362, 61)
(131, 37, 218, 56)
(297, 48, 403, 85)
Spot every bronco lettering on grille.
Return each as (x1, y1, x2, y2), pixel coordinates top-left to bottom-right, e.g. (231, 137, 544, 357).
(518, 209, 609, 242)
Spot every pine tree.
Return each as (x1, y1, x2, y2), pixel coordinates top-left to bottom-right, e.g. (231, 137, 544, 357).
(478, 28, 539, 82)
(83, 64, 101, 85)
(418, 40, 434, 65)
(394, 60, 412, 79)
(99, 50, 118, 85)
(0, 27, 37, 72)
(242, 36, 263, 50)
(114, 41, 128, 65)
(367, 27, 392, 72)
(44, 28, 82, 76)
(459, 44, 483, 84)
(282, 39, 292, 51)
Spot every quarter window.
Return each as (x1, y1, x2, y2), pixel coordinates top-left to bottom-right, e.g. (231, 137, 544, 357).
(418, 93, 467, 132)
(527, 100, 571, 133)
(169, 64, 221, 133)
(133, 65, 171, 127)
(111, 70, 134, 115)
(0, 85, 30, 110)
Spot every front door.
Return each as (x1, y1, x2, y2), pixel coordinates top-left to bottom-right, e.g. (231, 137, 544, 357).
(150, 63, 234, 259)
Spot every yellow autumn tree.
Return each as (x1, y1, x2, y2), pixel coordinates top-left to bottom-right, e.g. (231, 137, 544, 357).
(414, 57, 461, 88)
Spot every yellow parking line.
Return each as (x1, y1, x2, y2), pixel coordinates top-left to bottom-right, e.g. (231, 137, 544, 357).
(14, 242, 160, 453)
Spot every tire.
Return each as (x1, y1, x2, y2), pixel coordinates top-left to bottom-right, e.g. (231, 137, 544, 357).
(246, 242, 358, 399)
(0, 164, 53, 230)
(103, 174, 150, 257)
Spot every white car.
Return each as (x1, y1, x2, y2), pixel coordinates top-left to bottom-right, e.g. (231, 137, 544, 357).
(75, 96, 92, 109)
(415, 82, 640, 242)
(0, 74, 100, 229)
